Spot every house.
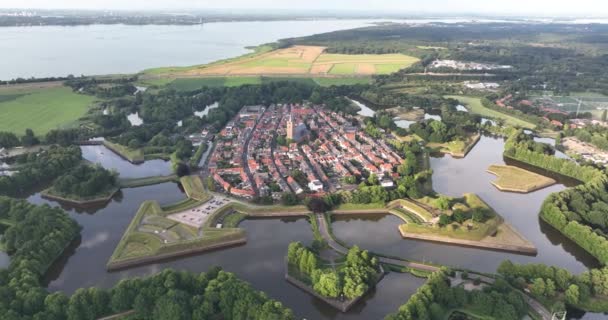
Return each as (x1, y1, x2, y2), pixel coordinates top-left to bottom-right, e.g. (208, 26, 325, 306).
(308, 180, 324, 192)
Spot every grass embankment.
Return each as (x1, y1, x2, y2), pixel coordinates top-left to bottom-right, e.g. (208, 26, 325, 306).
(107, 198, 245, 270)
(119, 175, 178, 188)
(41, 186, 119, 205)
(0, 85, 95, 135)
(102, 141, 144, 163)
(487, 165, 556, 193)
(180, 175, 212, 202)
(388, 199, 434, 222)
(427, 133, 481, 158)
(398, 194, 536, 254)
(445, 95, 536, 129)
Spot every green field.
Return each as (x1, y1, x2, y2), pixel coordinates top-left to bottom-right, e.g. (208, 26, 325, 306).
(180, 175, 211, 202)
(487, 165, 556, 193)
(374, 63, 409, 74)
(445, 95, 536, 129)
(0, 86, 95, 135)
(329, 63, 357, 75)
(313, 77, 372, 86)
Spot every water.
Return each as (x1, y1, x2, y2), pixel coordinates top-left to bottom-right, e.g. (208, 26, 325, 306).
(0, 20, 397, 80)
(31, 184, 423, 319)
(333, 136, 600, 273)
(395, 119, 416, 129)
(126, 112, 143, 126)
(194, 102, 219, 118)
(352, 99, 376, 117)
(424, 113, 442, 121)
(81, 145, 172, 178)
(455, 104, 468, 112)
(0, 252, 8, 269)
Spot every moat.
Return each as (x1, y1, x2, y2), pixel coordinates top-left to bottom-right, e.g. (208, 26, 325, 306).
(13, 135, 603, 319)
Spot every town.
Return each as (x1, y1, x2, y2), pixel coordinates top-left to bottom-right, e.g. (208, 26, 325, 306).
(207, 104, 404, 200)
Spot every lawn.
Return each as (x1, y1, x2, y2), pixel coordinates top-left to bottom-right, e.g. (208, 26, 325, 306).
(0, 86, 95, 135)
(388, 199, 434, 222)
(313, 77, 372, 86)
(329, 63, 357, 75)
(103, 141, 145, 163)
(179, 175, 211, 202)
(487, 165, 556, 193)
(107, 198, 246, 269)
(445, 95, 536, 129)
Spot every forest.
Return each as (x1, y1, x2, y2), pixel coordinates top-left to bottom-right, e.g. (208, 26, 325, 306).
(49, 164, 118, 199)
(0, 197, 293, 320)
(287, 242, 379, 300)
(498, 260, 608, 312)
(385, 269, 529, 320)
(0, 145, 82, 196)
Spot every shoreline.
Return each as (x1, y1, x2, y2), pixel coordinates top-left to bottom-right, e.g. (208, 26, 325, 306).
(40, 188, 119, 206)
(106, 236, 247, 271)
(399, 225, 538, 255)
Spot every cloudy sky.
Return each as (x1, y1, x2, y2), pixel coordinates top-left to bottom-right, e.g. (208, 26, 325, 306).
(1, 0, 607, 16)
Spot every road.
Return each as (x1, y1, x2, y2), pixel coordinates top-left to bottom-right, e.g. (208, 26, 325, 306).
(241, 107, 269, 197)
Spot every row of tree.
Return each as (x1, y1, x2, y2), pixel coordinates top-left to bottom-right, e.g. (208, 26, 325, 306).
(498, 260, 608, 310)
(0, 129, 40, 149)
(503, 130, 608, 265)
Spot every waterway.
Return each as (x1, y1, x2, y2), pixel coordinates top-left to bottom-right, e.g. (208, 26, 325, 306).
(126, 112, 144, 126)
(194, 102, 219, 118)
(81, 145, 172, 178)
(0, 20, 401, 80)
(332, 135, 605, 319)
(3, 133, 602, 318)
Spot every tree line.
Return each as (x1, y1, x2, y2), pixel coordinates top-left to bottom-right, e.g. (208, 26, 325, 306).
(498, 260, 608, 312)
(503, 130, 608, 265)
(0, 196, 293, 319)
(51, 164, 118, 199)
(0, 145, 82, 196)
(385, 269, 529, 320)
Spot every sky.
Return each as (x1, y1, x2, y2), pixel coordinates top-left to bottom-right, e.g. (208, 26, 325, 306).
(1, 0, 608, 17)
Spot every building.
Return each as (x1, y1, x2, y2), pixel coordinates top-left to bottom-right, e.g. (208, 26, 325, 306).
(286, 114, 295, 140)
(308, 180, 324, 192)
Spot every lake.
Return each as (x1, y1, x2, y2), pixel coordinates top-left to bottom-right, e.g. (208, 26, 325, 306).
(0, 20, 399, 80)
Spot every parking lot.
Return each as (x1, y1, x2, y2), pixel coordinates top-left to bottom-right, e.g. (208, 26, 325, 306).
(167, 196, 230, 228)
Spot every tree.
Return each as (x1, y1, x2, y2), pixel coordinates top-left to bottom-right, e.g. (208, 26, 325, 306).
(565, 284, 580, 305)
(313, 271, 341, 298)
(530, 278, 546, 297)
(438, 214, 452, 226)
(21, 128, 40, 147)
(281, 192, 299, 206)
(602, 109, 607, 122)
(435, 196, 450, 210)
(306, 197, 328, 213)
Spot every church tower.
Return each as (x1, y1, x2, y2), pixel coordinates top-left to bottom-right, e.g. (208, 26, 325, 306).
(286, 114, 295, 141)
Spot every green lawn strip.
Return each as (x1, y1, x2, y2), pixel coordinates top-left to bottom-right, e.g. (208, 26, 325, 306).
(398, 216, 501, 241)
(374, 63, 408, 74)
(329, 63, 357, 75)
(119, 175, 178, 188)
(388, 199, 434, 222)
(0, 86, 95, 135)
(388, 208, 423, 224)
(179, 175, 212, 202)
(333, 202, 386, 211)
(41, 185, 119, 203)
(230, 202, 310, 214)
(445, 95, 536, 129)
(313, 77, 372, 87)
(108, 201, 163, 264)
(103, 141, 144, 163)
